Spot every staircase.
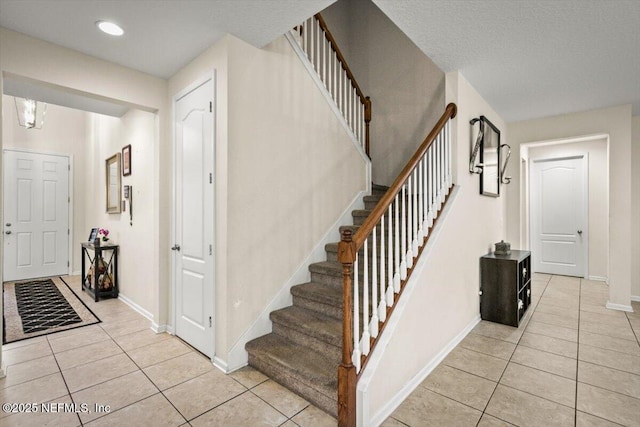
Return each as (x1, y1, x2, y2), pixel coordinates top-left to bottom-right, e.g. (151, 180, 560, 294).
(246, 184, 389, 416)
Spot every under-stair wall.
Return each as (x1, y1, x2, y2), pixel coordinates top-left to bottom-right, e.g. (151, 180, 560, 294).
(357, 72, 508, 426)
(168, 34, 369, 371)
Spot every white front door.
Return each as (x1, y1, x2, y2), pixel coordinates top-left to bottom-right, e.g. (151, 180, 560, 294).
(173, 77, 215, 357)
(3, 150, 69, 281)
(530, 155, 587, 276)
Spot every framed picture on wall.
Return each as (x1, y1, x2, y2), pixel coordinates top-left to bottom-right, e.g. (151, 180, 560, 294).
(122, 144, 132, 176)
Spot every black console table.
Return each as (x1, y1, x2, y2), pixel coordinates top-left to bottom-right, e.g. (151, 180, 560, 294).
(81, 242, 119, 302)
(480, 250, 531, 327)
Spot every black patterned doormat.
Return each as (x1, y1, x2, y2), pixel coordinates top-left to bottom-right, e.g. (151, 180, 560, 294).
(3, 277, 100, 344)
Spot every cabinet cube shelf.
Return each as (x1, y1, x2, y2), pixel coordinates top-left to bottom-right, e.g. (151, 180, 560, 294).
(480, 250, 531, 327)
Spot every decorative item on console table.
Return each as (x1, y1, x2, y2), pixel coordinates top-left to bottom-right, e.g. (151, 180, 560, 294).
(81, 241, 119, 302)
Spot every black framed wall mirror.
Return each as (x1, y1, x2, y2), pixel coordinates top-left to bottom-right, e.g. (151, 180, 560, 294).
(471, 116, 501, 197)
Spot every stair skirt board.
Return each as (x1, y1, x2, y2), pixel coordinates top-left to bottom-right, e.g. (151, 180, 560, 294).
(284, 31, 371, 182)
(224, 190, 366, 372)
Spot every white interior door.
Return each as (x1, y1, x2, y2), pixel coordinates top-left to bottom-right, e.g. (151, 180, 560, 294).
(173, 77, 214, 357)
(3, 150, 69, 281)
(530, 155, 587, 276)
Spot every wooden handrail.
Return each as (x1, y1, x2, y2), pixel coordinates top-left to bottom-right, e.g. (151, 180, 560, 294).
(314, 13, 372, 158)
(337, 103, 456, 426)
(315, 13, 367, 105)
(352, 103, 457, 248)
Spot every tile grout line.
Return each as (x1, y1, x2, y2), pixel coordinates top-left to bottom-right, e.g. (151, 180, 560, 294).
(574, 278, 582, 427)
(474, 274, 552, 426)
(45, 334, 83, 427)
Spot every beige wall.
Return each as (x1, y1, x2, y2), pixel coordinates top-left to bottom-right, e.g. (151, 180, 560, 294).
(84, 110, 157, 315)
(508, 105, 633, 309)
(360, 71, 508, 423)
(169, 34, 367, 367)
(633, 116, 640, 298)
(526, 139, 609, 280)
(2, 96, 88, 273)
(0, 28, 168, 333)
(322, 0, 446, 185)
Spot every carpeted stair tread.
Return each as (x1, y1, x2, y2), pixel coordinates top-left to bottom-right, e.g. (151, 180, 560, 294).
(309, 261, 342, 277)
(291, 282, 343, 307)
(271, 306, 341, 348)
(246, 333, 338, 412)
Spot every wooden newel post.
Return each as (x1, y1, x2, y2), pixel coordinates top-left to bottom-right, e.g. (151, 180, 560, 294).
(337, 229, 357, 427)
(364, 96, 372, 159)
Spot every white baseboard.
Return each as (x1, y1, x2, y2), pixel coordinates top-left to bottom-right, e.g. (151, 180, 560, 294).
(213, 355, 230, 373)
(72, 270, 81, 276)
(631, 296, 640, 303)
(0, 362, 6, 379)
(606, 301, 634, 312)
(367, 314, 481, 427)
(118, 292, 154, 321)
(225, 190, 366, 372)
(587, 275, 608, 283)
(151, 323, 174, 334)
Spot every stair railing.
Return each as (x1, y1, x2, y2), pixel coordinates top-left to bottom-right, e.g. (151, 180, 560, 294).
(337, 103, 457, 426)
(293, 14, 372, 157)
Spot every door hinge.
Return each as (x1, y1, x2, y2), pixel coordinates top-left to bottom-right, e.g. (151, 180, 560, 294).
(209, 316, 212, 327)
(68, 229, 70, 235)
(68, 165, 70, 171)
(68, 197, 70, 203)
(67, 261, 70, 267)
(209, 101, 212, 113)
(209, 173, 212, 184)
(209, 244, 212, 256)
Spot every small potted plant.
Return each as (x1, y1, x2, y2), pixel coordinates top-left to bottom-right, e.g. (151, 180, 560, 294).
(98, 228, 110, 242)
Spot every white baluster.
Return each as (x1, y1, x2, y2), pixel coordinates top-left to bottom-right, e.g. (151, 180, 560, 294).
(387, 204, 395, 303)
(406, 176, 413, 269)
(315, 19, 321, 74)
(394, 193, 401, 291)
(430, 144, 437, 222)
(379, 215, 387, 322)
(353, 253, 361, 372)
(412, 169, 419, 255)
(361, 239, 370, 356)
(327, 40, 332, 97)
(400, 184, 408, 279)
(438, 133, 444, 207)
(418, 158, 424, 241)
(422, 155, 429, 233)
(371, 227, 379, 338)
(447, 120, 452, 190)
(309, 17, 314, 66)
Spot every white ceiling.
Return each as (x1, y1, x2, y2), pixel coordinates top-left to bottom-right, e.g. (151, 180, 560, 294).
(1, 0, 638, 122)
(373, 0, 640, 122)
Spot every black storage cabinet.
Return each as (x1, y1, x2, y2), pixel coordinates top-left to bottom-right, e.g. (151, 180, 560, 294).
(480, 250, 531, 327)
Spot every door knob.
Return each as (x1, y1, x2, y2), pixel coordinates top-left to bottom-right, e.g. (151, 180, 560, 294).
(577, 230, 582, 235)
(5, 231, 12, 235)
(171, 244, 181, 251)
(5, 223, 11, 227)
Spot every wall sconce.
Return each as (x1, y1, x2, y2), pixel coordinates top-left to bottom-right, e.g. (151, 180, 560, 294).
(469, 117, 484, 174)
(14, 97, 47, 129)
(500, 144, 512, 184)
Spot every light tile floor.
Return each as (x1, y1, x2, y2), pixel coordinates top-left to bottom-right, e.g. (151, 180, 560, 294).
(2, 274, 639, 426)
(1, 275, 336, 427)
(384, 274, 640, 427)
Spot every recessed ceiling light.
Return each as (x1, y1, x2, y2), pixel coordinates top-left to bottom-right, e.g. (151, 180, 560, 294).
(96, 21, 124, 36)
